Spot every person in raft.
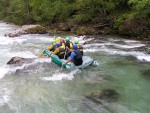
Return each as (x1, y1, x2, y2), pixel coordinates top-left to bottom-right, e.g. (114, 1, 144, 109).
(63, 47, 83, 66)
(52, 39, 66, 59)
(72, 39, 83, 55)
(38, 39, 57, 58)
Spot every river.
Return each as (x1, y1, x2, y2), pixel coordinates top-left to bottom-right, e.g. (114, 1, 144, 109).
(0, 22, 150, 113)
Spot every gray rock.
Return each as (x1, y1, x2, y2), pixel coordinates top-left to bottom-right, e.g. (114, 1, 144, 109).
(5, 25, 47, 37)
(7, 56, 34, 65)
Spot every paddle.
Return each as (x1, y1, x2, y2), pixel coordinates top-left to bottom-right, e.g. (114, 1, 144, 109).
(60, 47, 68, 70)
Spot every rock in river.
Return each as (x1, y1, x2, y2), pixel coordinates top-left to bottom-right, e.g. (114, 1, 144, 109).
(5, 25, 47, 37)
(7, 56, 34, 66)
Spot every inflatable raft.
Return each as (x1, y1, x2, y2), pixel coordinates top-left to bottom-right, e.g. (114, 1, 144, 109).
(43, 50, 98, 70)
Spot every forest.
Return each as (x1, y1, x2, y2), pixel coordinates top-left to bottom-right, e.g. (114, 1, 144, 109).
(0, 0, 149, 39)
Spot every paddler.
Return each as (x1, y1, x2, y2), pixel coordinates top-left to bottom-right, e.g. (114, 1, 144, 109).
(72, 39, 83, 55)
(55, 36, 61, 43)
(65, 37, 73, 50)
(38, 39, 57, 58)
(64, 37, 74, 59)
(52, 39, 66, 59)
(63, 47, 83, 66)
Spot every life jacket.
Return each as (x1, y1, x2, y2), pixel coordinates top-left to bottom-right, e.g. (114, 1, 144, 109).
(73, 44, 83, 55)
(73, 50, 83, 66)
(73, 50, 82, 60)
(50, 43, 58, 52)
(57, 46, 66, 59)
(65, 41, 73, 49)
(77, 44, 83, 51)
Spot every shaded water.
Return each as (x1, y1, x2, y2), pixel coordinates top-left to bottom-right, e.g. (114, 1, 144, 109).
(0, 22, 150, 113)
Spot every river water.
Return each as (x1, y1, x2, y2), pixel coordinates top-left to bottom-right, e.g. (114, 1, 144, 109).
(0, 22, 150, 113)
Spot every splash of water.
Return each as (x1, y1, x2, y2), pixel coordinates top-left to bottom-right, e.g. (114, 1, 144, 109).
(41, 69, 80, 81)
(0, 58, 51, 80)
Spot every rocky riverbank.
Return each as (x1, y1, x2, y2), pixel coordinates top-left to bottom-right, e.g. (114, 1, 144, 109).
(47, 18, 150, 41)
(5, 25, 47, 37)
(4, 17, 150, 41)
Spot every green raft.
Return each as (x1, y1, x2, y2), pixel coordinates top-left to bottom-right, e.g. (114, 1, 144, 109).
(43, 50, 98, 70)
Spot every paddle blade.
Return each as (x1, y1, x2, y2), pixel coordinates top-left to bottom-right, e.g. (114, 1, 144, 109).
(38, 53, 44, 58)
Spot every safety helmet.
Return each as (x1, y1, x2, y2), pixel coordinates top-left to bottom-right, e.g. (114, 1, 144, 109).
(56, 38, 61, 43)
(58, 37, 61, 39)
(61, 39, 65, 43)
(74, 39, 79, 44)
(65, 37, 70, 41)
(51, 39, 56, 44)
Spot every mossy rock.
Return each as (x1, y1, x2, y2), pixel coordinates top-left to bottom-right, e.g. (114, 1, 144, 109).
(56, 22, 71, 31)
(73, 26, 99, 35)
(25, 25, 47, 34)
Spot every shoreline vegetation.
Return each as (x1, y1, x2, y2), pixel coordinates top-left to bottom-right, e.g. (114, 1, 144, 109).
(0, 0, 149, 40)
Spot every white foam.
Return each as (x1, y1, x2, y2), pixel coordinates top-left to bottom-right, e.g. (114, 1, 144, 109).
(84, 47, 150, 62)
(0, 67, 9, 79)
(0, 58, 51, 79)
(34, 58, 51, 63)
(84, 42, 145, 49)
(0, 88, 11, 106)
(4, 51, 37, 58)
(112, 43, 145, 49)
(124, 39, 140, 43)
(0, 36, 27, 46)
(137, 55, 150, 62)
(81, 38, 95, 44)
(41, 70, 80, 81)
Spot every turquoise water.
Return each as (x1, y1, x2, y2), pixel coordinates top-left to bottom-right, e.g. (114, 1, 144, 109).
(0, 22, 150, 113)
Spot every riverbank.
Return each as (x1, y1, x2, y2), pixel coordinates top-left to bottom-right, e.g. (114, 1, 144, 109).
(3, 18, 150, 42)
(46, 18, 150, 41)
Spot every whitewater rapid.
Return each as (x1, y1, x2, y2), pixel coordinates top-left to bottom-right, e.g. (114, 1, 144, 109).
(0, 22, 150, 81)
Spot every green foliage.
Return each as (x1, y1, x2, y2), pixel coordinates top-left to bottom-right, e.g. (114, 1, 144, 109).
(128, 0, 150, 19)
(0, 0, 149, 25)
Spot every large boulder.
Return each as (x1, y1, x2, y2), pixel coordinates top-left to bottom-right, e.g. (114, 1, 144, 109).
(7, 56, 34, 65)
(5, 25, 47, 37)
(72, 26, 100, 35)
(56, 22, 71, 31)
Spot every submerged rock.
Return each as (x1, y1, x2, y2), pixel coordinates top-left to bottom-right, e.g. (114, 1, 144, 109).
(85, 89, 119, 102)
(141, 69, 150, 78)
(5, 25, 47, 37)
(7, 57, 34, 65)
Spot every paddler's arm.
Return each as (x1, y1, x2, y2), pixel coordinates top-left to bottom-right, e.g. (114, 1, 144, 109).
(46, 45, 53, 51)
(63, 58, 72, 64)
(63, 52, 75, 64)
(52, 48, 59, 55)
(38, 45, 53, 58)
